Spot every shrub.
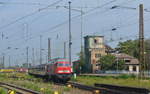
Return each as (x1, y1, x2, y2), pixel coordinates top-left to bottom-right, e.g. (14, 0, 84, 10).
(0, 88, 6, 94)
(118, 74, 136, 79)
(64, 86, 71, 92)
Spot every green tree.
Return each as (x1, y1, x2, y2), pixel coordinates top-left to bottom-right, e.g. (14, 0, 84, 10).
(145, 39, 150, 70)
(116, 39, 150, 70)
(75, 51, 85, 73)
(116, 40, 139, 58)
(99, 54, 125, 71)
(113, 60, 126, 70)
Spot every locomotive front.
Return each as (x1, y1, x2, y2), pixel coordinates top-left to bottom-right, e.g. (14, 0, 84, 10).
(55, 59, 73, 81)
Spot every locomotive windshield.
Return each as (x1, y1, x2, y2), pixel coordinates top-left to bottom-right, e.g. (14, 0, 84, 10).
(57, 63, 70, 67)
(57, 59, 68, 62)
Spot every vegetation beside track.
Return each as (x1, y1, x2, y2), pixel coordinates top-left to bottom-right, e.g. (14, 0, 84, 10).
(73, 74, 150, 89)
(0, 73, 92, 94)
(0, 87, 7, 94)
(0, 73, 54, 94)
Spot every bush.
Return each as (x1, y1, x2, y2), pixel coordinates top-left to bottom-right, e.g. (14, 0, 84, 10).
(118, 74, 136, 79)
(64, 86, 71, 92)
(0, 88, 6, 94)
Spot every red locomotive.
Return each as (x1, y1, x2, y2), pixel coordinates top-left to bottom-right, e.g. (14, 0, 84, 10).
(29, 58, 73, 82)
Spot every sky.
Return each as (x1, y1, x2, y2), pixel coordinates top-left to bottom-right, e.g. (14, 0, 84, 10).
(0, 0, 150, 67)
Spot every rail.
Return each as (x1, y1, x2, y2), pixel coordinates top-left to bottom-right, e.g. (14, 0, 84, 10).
(67, 81, 150, 94)
(95, 83, 150, 94)
(0, 82, 40, 94)
(67, 81, 128, 94)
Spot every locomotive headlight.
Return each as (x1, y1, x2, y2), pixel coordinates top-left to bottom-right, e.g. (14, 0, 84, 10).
(71, 68, 73, 72)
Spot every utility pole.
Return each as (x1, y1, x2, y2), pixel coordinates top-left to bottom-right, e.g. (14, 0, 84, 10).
(117, 57, 119, 74)
(0, 57, 2, 68)
(32, 48, 35, 66)
(9, 55, 11, 68)
(80, 8, 83, 58)
(40, 35, 42, 65)
(64, 42, 66, 59)
(68, 1, 72, 65)
(45, 55, 48, 64)
(2, 54, 5, 68)
(2, 32, 4, 40)
(26, 47, 29, 68)
(139, 4, 145, 78)
(48, 38, 51, 62)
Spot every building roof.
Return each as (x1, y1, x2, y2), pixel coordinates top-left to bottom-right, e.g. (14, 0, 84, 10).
(111, 53, 133, 59)
(84, 35, 104, 38)
(111, 53, 139, 65)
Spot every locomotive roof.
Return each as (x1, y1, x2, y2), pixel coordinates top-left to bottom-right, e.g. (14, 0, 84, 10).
(49, 58, 68, 61)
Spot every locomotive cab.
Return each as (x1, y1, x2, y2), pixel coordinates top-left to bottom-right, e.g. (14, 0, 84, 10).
(29, 58, 72, 82)
(54, 59, 72, 81)
(56, 62, 72, 74)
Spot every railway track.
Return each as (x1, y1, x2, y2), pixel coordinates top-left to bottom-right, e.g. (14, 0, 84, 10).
(0, 82, 40, 94)
(6, 73, 150, 94)
(95, 83, 150, 94)
(67, 81, 150, 94)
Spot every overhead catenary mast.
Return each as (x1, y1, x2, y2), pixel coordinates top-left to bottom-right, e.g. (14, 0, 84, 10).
(68, 1, 72, 65)
(139, 4, 145, 78)
(64, 42, 66, 59)
(26, 47, 29, 68)
(9, 55, 11, 67)
(48, 38, 51, 62)
(32, 48, 35, 66)
(80, 7, 84, 58)
(40, 35, 42, 65)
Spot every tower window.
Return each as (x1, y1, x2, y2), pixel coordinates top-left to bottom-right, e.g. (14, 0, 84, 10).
(94, 39, 98, 44)
(95, 54, 101, 58)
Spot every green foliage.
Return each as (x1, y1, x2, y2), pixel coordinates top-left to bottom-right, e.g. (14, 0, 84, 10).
(145, 39, 150, 53)
(99, 54, 125, 71)
(0, 88, 6, 94)
(100, 54, 116, 70)
(117, 74, 136, 79)
(76, 51, 85, 73)
(113, 60, 126, 70)
(75, 76, 150, 89)
(116, 39, 150, 70)
(63, 86, 71, 92)
(42, 88, 54, 94)
(79, 51, 84, 66)
(116, 40, 139, 58)
(116, 39, 150, 58)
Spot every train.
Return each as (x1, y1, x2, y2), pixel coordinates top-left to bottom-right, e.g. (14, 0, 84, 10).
(0, 69, 15, 73)
(29, 58, 73, 82)
(0, 68, 28, 73)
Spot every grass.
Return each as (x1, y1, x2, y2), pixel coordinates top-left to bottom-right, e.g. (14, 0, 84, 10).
(0, 73, 92, 94)
(0, 73, 54, 94)
(0, 87, 7, 94)
(73, 74, 150, 89)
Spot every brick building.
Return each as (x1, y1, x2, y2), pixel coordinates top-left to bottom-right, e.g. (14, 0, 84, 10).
(111, 53, 139, 73)
(84, 36, 106, 73)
